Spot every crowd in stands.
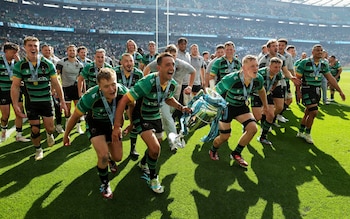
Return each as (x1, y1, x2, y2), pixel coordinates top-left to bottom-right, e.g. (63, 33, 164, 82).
(2, 2, 350, 41)
(53, 0, 350, 23)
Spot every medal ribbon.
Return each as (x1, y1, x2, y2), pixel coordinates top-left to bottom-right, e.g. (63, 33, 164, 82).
(2, 55, 14, 78)
(148, 54, 155, 63)
(156, 74, 171, 107)
(121, 68, 134, 89)
(100, 90, 116, 126)
(28, 55, 41, 81)
(226, 58, 235, 72)
(311, 58, 321, 79)
(266, 69, 277, 93)
(240, 72, 254, 103)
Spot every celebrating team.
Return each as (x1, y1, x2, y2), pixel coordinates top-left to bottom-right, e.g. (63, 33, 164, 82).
(0, 36, 345, 199)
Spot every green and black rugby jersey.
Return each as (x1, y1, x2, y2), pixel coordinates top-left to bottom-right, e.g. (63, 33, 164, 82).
(77, 83, 128, 123)
(126, 72, 177, 121)
(296, 57, 330, 87)
(210, 56, 242, 83)
(113, 66, 144, 89)
(0, 56, 17, 92)
(80, 62, 112, 90)
(216, 71, 264, 107)
(13, 56, 56, 102)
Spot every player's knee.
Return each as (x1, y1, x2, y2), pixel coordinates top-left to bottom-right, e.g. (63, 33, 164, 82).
(99, 153, 109, 165)
(242, 118, 257, 133)
(113, 155, 122, 162)
(307, 106, 318, 116)
(46, 127, 55, 135)
(148, 147, 160, 159)
(31, 130, 41, 139)
(30, 124, 40, 132)
(275, 105, 284, 114)
(219, 129, 231, 141)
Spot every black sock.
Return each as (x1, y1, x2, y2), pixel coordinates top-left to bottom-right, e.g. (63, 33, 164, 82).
(141, 151, 147, 165)
(210, 145, 218, 152)
(146, 153, 158, 179)
(97, 166, 109, 184)
(130, 137, 137, 150)
(261, 121, 272, 139)
(233, 144, 245, 155)
(261, 114, 266, 123)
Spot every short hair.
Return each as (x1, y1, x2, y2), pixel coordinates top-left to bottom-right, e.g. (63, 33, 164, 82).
(66, 44, 77, 50)
(97, 68, 116, 83)
(121, 53, 133, 61)
(77, 46, 88, 53)
(41, 43, 50, 49)
(312, 44, 323, 51)
(224, 41, 235, 48)
(277, 38, 288, 44)
(190, 44, 198, 49)
(95, 48, 106, 54)
(24, 36, 39, 46)
(148, 41, 156, 45)
(177, 37, 188, 44)
(156, 52, 174, 65)
(242, 55, 258, 65)
(266, 39, 278, 48)
(286, 45, 295, 51)
(3, 42, 19, 52)
(269, 57, 283, 65)
(216, 44, 225, 50)
(164, 44, 178, 53)
(202, 51, 210, 56)
(261, 45, 267, 50)
(330, 55, 336, 59)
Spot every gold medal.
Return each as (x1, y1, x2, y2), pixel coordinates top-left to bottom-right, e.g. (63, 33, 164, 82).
(315, 77, 318, 80)
(33, 81, 38, 86)
(245, 100, 250, 106)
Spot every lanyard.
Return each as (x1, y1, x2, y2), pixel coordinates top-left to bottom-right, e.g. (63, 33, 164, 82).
(266, 68, 277, 94)
(100, 90, 116, 126)
(225, 58, 235, 73)
(78, 57, 88, 66)
(240, 72, 254, 104)
(94, 63, 99, 76)
(27, 55, 41, 80)
(311, 58, 321, 79)
(2, 55, 14, 78)
(121, 68, 134, 89)
(156, 74, 171, 107)
(133, 52, 138, 62)
(148, 54, 155, 63)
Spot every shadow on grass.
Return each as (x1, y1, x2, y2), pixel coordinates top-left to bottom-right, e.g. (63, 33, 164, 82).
(191, 142, 259, 218)
(252, 137, 350, 218)
(24, 159, 176, 218)
(0, 134, 91, 198)
(191, 124, 350, 218)
(319, 101, 350, 120)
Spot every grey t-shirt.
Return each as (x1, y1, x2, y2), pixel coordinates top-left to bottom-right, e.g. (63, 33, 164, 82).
(56, 57, 84, 87)
(183, 55, 204, 86)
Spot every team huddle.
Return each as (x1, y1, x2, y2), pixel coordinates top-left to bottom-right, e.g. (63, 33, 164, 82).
(0, 36, 345, 199)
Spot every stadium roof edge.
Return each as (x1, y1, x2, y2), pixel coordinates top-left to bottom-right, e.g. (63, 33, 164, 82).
(277, 0, 350, 7)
